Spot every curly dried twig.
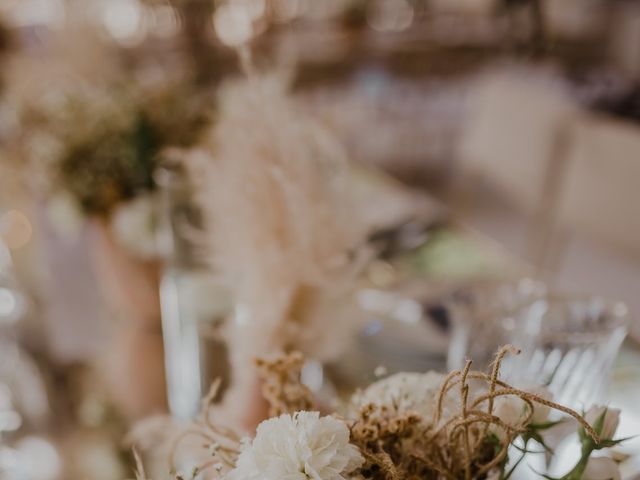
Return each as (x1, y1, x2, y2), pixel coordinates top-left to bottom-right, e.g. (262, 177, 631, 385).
(433, 369, 460, 426)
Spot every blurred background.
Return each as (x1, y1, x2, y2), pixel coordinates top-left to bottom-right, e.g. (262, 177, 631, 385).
(0, 0, 639, 478)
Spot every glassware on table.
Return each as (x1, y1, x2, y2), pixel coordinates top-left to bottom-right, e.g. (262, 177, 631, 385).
(446, 278, 546, 373)
(512, 295, 629, 408)
(155, 158, 231, 420)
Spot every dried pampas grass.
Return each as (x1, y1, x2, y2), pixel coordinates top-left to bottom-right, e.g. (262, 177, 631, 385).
(190, 74, 369, 427)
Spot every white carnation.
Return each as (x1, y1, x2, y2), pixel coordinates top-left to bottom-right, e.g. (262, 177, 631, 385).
(110, 195, 158, 259)
(350, 371, 450, 420)
(227, 411, 363, 480)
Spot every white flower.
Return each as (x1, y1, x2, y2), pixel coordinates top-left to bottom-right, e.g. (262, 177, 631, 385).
(585, 406, 620, 440)
(227, 411, 363, 480)
(350, 372, 447, 419)
(110, 195, 158, 259)
(582, 456, 621, 480)
(526, 386, 552, 425)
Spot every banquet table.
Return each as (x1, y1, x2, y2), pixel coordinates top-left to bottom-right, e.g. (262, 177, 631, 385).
(356, 166, 640, 476)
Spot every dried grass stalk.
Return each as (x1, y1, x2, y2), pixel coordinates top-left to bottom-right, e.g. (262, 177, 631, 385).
(189, 74, 368, 428)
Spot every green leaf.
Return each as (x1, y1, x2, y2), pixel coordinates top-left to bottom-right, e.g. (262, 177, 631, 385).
(593, 435, 635, 449)
(529, 420, 565, 431)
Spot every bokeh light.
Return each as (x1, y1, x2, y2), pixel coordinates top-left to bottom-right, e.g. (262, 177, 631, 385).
(213, 3, 255, 47)
(1, 210, 33, 250)
(0, 288, 18, 322)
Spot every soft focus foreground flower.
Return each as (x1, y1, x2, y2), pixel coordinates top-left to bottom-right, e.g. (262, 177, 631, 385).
(350, 371, 448, 419)
(582, 456, 621, 480)
(585, 406, 621, 440)
(110, 195, 157, 259)
(227, 411, 363, 480)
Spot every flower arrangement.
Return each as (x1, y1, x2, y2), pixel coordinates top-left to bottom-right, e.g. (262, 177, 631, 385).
(135, 347, 627, 480)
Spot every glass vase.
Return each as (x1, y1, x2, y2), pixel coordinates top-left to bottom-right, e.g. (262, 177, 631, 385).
(156, 158, 231, 420)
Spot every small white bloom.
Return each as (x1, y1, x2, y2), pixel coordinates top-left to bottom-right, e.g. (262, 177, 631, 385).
(110, 195, 158, 259)
(582, 456, 621, 480)
(47, 192, 84, 240)
(227, 411, 363, 480)
(585, 406, 620, 440)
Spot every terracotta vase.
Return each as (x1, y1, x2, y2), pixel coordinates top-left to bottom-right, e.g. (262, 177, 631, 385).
(89, 220, 167, 420)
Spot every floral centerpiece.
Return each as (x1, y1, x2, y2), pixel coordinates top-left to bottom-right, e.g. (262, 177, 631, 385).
(135, 347, 627, 480)
(10, 76, 213, 419)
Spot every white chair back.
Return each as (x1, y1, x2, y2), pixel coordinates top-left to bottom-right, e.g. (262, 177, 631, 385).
(557, 116, 640, 263)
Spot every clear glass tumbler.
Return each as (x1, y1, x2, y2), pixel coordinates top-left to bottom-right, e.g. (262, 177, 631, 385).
(512, 295, 629, 408)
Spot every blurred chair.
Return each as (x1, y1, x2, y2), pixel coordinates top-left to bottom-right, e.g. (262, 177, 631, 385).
(455, 70, 578, 266)
(550, 115, 640, 339)
(555, 116, 640, 263)
(454, 69, 640, 338)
